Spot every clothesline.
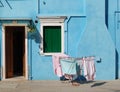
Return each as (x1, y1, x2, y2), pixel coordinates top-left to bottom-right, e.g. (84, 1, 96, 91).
(52, 53, 96, 82)
(60, 56, 95, 61)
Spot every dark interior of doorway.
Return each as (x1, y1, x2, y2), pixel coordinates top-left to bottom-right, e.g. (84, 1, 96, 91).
(5, 26, 25, 78)
(13, 27, 24, 77)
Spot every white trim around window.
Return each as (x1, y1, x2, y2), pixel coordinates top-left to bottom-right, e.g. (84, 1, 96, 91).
(39, 16, 67, 55)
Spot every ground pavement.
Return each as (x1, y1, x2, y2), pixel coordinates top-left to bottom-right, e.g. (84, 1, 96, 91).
(0, 79, 120, 92)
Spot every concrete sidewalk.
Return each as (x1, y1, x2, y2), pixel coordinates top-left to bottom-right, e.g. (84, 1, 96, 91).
(0, 80, 120, 92)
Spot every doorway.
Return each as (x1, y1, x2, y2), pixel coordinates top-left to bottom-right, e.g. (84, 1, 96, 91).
(5, 26, 26, 79)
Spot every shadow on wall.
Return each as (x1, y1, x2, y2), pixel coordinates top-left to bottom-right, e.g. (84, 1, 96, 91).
(105, 0, 108, 28)
(115, 50, 119, 79)
(0, 40, 2, 80)
(27, 21, 41, 80)
(27, 22, 41, 44)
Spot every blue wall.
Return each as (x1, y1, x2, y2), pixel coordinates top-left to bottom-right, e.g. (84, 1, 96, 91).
(0, 0, 118, 80)
(108, 0, 120, 79)
(30, 0, 87, 80)
(66, 16, 86, 56)
(0, 0, 37, 18)
(77, 0, 115, 80)
(39, 0, 86, 16)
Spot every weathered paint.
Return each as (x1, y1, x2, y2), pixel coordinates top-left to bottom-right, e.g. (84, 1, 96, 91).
(0, 0, 119, 80)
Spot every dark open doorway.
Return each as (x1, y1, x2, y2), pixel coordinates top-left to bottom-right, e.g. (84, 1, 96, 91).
(5, 26, 25, 78)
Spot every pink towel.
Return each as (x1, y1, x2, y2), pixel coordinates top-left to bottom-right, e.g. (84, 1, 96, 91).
(52, 53, 69, 77)
(83, 57, 96, 81)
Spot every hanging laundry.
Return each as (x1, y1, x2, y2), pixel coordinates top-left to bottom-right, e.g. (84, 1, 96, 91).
(52, 53, 69, 77)
(60, 58, 77, 75)
(60, 57, 78, 80)
(83, 56, 96, 81)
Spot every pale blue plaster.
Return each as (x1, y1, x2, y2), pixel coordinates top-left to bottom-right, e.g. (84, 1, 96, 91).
(108, 0, 117, 43)
(108, 0, 120, 79)
(0, 0, 37, 18)
(27, 30, 58, 80)
(67, 17, 86, 57)
(77, 0, 115, 80)
(39, 0, 86, 16)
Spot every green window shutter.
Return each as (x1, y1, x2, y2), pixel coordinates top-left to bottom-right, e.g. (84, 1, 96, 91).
(43, 26, 61, 53)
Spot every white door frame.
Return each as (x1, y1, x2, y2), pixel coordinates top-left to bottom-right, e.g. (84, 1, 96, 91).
(2, 24, 28, 80)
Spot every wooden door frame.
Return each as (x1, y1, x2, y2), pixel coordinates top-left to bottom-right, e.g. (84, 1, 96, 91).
(2, 24, 28, 80)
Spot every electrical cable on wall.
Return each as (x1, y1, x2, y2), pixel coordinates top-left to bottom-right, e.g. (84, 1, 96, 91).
(0, 1, 4, 7)
(5, 0, 12, 9)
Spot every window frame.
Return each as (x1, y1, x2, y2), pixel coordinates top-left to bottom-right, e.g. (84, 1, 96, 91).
(39, 16, 66, 55)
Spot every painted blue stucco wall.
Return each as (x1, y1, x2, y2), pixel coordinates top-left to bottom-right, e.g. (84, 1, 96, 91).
(77, 0, 115, 80)
(108, 0, 120, 79)
(0, 0, 37, 18)
(65, 16, 86, 57)
(0, 0, 118, 80)
(39, 0, 86, 16)
(29, 0, 87, 80)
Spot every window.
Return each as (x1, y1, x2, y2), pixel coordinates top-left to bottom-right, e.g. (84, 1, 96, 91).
(39, 16, 66, 55)
(43, 26, 61, 53)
